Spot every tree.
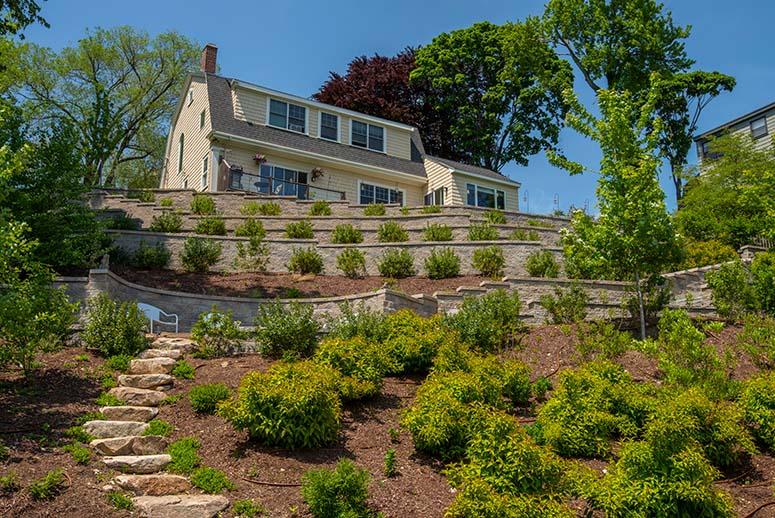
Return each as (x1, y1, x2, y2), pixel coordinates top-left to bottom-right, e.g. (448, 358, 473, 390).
(0, 0, 47, 38)
(9, 26, 199, 186)
(410, 19, 573, 172)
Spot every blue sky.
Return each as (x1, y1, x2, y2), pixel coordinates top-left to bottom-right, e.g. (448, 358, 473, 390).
(20, 0, 775, 214)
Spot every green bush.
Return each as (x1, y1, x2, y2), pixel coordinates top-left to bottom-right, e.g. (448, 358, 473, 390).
(232, 499, 267, 517)
(325, 302, 387, 343)
(28, 469, 65, 500)
(189, 383, 232, 415)
(309, 200, 332, 216)
(422, 205, 442, 214)
(128, 190, 155, 203)
(195, 216, 226, 236)
(191, 306, 246, 357)
(539, 282, 588, 324)
(95, 392, 123, 406)
(104, 354, 132, 373)
(446, 478, 575, 518)
(706, 259, 757, 318)
(167, 437, 201, 474)
(472, 245, 505, 278)
(377, 220, 409, 243)
(301, 458, 371, 518)
(382, 310, 449, 374)
(0, 472, 20, 494)
(234, 236, 269, 272)
(83, 294, 147, 357)
(741, 371, 775, 449)
(383, 448, 397, 477)
(131, 242, 170, 269)
(149, 211, 183, 233)
(65, 425, 94, 444)
(363, 203, 386, 216)
(444, 289, 524, 353)
(336, 248, 366, 279)
(143, 419, 174, 437)
(525, 218, 554, 228)
(424, 247, 460, 279)
(751, 251, 775, 316)
(574, 321, 632, 361)
(526, 250, 560, 278)
(422, 223, 453, 242)
(287, 247, 323, 275)
(234, 218, 266, 239)
(106, 214, 139, 230)
(509, 228, 540, 241)
(190, 467, 235, 494)
(314, 336, 395, 399)
(677, 239, 738, 270)
(190, 194, 216, 215)
(284, 220, 314, 239)
(63, 441, 91, 464)
(484, 210, 507, 224)
(159, 197, 173, 207)
(254, 300, 320, 358)
(331, 224, 363, 244)
(241, 201, 282, 216)
(171, 359, 195, 380)
(105, 491, 133, 510)
(737, 314, 775, 369)
(180, 237, 222, 272)
(378, 248, 415, 278)
(468, 222, 499, 241)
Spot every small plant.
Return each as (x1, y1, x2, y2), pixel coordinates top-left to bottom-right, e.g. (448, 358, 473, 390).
(378, 248, 415, 278)
(287, 247, 324, 275)
(171, 359, 196, 380)
(399, 206, 410, 215)
(128, 190, 155, 203)
(159, 197, 173, 207)
(105, 491, 134, 510)
(468, 222, 499, 241)
(28, 469, 65, 500)
(525, 218, 555, 228)
(284, 220, 315, 239)
(131, 242, 171, 269)
(424, 247, 460, 279)
(337, 248, 367, 279)
(388, 427, 400, 443)
(706, 259, 757, 319)
(74, 412, 106, 426)
(363, 203, 386, 216)
(83, 294, 147, 357)
(241, 201, 282, 216)
(422, 223, 453, 242)
(422, 205, 441, 214)
(232, 499, 267, 517)
(195, 216, 227, 235)
(143, 419, 174, 437)
(540, 282, 588, 324)
(234, 236, 269, 272)
(383, 448, 397, 477)
(254, 300, 320, 358)
(95, 392, 123, 407)
(301, 459, 371, 518)
(167, 437, 202, 474)
(509, 228, 540, 241)
(160, 394, 184, 406)
(63, 442, 91, 464)
(526, 250, 560, 278)
(189, 383, 232, 415)
(149, 211, 183, 233)
(331, 224, 363, 244)
(325, 302, 387, 343)
(574, 321, 632, 360)
(532, 376, 553, 401)
(444, 289, 524, 353)
(190, 467, 235, 494)
(309, 200, 332, 216)
(0, 472, 20, 494)
(106, 214, 139, 230)
(0, 439, 8, 460)
(181, 237, 222, 272)
(377, 221, 409, 243)
(472, 245, 505, 278)
(104, 354, 133, 373)
(738, 314, 775, 369)
(234, 218, 266, 238)
(484, 210, 507, 224)
(191, 306, 246, 357)
(190, 194, 216, 215)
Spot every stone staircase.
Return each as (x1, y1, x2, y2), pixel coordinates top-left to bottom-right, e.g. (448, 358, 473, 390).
(84, 341, 229, 518)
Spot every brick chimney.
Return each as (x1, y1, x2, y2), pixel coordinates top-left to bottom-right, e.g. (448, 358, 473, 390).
(200, 43, 218, 74)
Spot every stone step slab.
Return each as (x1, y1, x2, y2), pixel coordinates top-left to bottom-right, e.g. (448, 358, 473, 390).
(109, 387, 168, 407)
(132, 495, 229, 518)
(103, 454, 171, 474)
(150, 337, 197, 353)
(100, 405, 159, 422)
(91, 435, 169, 456)
(129, 358, 176, 375)
(118, 374, 174, 390)
(114, 474, 192, 496)
(138, 349, 183, 360)
(83, 420, 148, 439)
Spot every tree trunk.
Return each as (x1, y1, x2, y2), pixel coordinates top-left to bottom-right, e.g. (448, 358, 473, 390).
(635, 268, 646, 340)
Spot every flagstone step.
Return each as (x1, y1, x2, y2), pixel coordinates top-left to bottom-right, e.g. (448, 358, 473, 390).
(118, 374, 174, 390)
(108, 387, 168, 407)
(132, 494, 229, 518)
(138, 349, 183, 360)
(129, 358, 176, 375)
(83, 420, 148, 439)
(91, 435, 169, 456)
(114, 474, 192, 496)
(100, 405, 159, 422)
(103, 454, 171, 474)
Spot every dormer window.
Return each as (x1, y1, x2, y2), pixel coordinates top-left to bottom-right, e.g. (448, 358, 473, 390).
(320, 112, 339, 141)
(269, 99, 306, 133)
(351, 120, 384, 152)
(751, 117, 768, 139)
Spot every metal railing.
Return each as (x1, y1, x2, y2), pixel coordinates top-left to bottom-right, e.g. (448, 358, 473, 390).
(228, 169, 346, 201)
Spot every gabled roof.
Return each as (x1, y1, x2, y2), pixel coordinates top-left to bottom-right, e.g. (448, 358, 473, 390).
(426, 156, 521, 187)
(694, 100, 775, 141)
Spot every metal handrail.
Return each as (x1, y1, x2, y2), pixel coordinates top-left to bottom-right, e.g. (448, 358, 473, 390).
(228, 169, 346, 201)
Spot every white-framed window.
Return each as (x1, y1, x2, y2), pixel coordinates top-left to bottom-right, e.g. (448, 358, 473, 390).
(183, 178, 188, 189)
(751, 117, 768, 139)
(424, 187, 445, 206)
(351, 120, 385, 152)
(201, 156, 208, 190)
(320, 112, 339, 141)
(177, 133, 185, 173)
(359, 180, 403, 205)
(466, 183, 505, 210)
(187, 90, 194, 106)
(268, 98, 306, 133)
(199, 110, 206, 130)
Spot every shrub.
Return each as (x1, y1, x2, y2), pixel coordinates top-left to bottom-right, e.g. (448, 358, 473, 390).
(444, 289, 524, 353)
(309, 200, 332, 216)
(509, 228, 540, 241)
(400, 206, 410, 215)
(301, 458, 371, 518)
(484, 210, 507, 224)
(468, 222, 499, 241)
(422, 205, 442, 214)
(180, 237, 222, 272)
(472, 245, 505, 278)
(706, 259, 757, 318)
(190, 194, 216, 215)
(525, 218, 554, 228)
(106, 214, 139, 230)
(382, 310, 450, 373)
(741, 372, 775, 449)
(284, 220, 314, 239)
(241, 201, 282, 216)
(314, 336, 394, 399)
(83, 294, 147, 357)
(218, 361, 342, 448)
(149, 211, 183, 233)
(287, 247, 323, 275)
(378, 248, 415, 278)
(63, 442, 91, 464)
(104, 354, 132, 373)
(377, 220, 409, 243)
(171, 360, 195, 380)
(383, 448, 397, 477)
(159, 197, 173, 207)
(751, 250, 775, 316)
(232, 499, 267, 517)
(254, 300, 320, 358)
(28, 469, 65, 500)
(234, 218, 266, 238)
(195, 216, 226, 236)
(143, 419, 174, 437)
(738, 314, 775, 369)
(65, 425, 94, 444)
(95, 392, 123, 407)
(191, 307, 246, 358)
(363, 203, 386, 216)
(234, 236, 269, 272)
(105, 491, 133, 510)
(189, 383, 232, 415)
(574, 321, 632, 361)
(131, 242, 170, 269)
(446, 478, 575, 518)
(526, 250, 560, 278)
(336, 248, 366, 279)
(128, 190, 155, 203)
(190, 467, 235, 494)
(539, 282, 588, 324)
(0, 472, 20, 494)
(422, 223, 453, 242)
(424, 247, 460, 279)
(167, 437, 202, 474)
(331, 224, 363, 244)
(678, 239, 738, 270)
(325, 302, 387, 343)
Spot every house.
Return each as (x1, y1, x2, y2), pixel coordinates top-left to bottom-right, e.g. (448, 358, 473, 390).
(694, 100, 775, 163)
(160, 44, 521, 211)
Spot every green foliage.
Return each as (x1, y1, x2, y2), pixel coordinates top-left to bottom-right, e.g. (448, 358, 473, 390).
(284, 220, 314, 239)
(468, 222, 499, 241)
(574, 321, 632, 361)
(509, 228, 540, 241)
(189, 383, 232, 415)
(104, 354, 132, 373)
(64, 425, 94, 445)
(676, 239, 738, 270)
(190, 194, 216, 215)
(234, 235, 269, 272)
(751, 251, 775, 316)
(0, 439, 8, 461)
(400, 206, 410, 215)
(382, 310, 450, 374)
(241, 201, 281, 216)
(309, 200, 332, 216)
(363, 203, 386, 216)
(737, 314, 775, 370)
(234, 218, 266, 239)
(383, 448, 397, 477)
(28, 469, 65, 500)
(83, 294, 147, 357)
(378, 248, 415, 278)
(336, 248, 366, 279)
(424, 247, 460, 279)
(377, 220, 409, 243)
(167, 437, 202, 474)
(301, 458, 371, 518)
(181, 237, 222, 272)
(131, 242, 170, 269)
(331, 223, 363, 244)
(525, 219, 555, 229)
(63, 442, 91, 464)
(149, 211, 183, 232)
(191, 306, 246, 357)
(254, 300, 320, 358)
(190, 467, 235, 494)
(95, 392, 123, 406)
(422, 223, 453, 242)
(143, 419, 174, 437)
(484, 210, 507, 224)
(706, 259, 758, 318)
(539, 282, 588, 324)
(422, 205, 442, 214)
(107, 214, 139, 230)
(740, 372, 775, 449)
(0, 472, 20, 494)
(526, 250, 560, 278)
(444, 289, 524, 353)
(472, 245, 505, 278)
(128, 190, 155, 203)
(159, 197, 173, 207)
(194, 215, 226, 236)
(325, 302, 387, 343)
(171, 359, 195, 380)
(445, 478, 575, 518)
(287, 247, 323, 275)
(314, 336, 394, 399)
(105, 491, 134, 510)
(232, 499, 267, 517)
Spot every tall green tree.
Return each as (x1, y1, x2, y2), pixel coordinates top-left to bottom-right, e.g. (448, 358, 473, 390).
(9, 26, 199, 186)
(0, 0, 47, 38)
(410, 19, 573, 172)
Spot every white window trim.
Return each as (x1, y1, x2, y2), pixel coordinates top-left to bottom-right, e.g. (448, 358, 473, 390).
(266, 97, 309, 135)
(199, 110, 206, 130)
(187, 89, 194, 106)
(318, 111, 340, 143)
(177, 133, 184, 173)
(201, 156, 209, 190)
(466, 182, 506, 209)
(357, 179, 405, 206)
(751, 117, 768, 139)
(349, 119, 387, 154)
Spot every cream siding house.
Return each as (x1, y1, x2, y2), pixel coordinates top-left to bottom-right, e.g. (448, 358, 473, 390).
(694, 100, 775, 165)
(161, 45, 520, 210)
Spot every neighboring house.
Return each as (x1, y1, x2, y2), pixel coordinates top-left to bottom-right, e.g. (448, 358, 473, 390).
(160, 44, 520, 211)
(694, 100, 775, 164)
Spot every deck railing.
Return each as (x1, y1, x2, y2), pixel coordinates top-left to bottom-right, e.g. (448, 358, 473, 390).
(228, 169, 346, 201)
